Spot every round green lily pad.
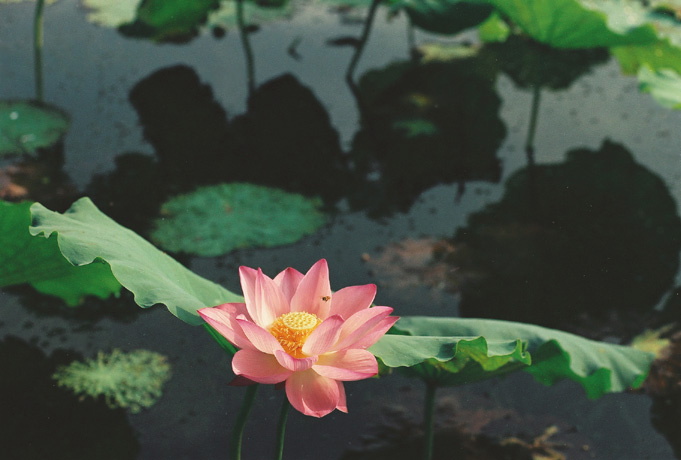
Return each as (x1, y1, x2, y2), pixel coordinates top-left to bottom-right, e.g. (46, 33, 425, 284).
(0, 100, 69, 156)
(151, 183, 326, 256)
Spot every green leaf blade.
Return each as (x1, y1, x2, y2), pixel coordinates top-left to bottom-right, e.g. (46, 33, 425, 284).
(0, 200, 121, 306)
(373, 316, 654, 397)
(29, 198, 242, 324)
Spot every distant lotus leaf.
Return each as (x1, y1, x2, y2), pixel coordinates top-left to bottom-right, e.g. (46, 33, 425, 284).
(52, 349, 171, 413)
(613, 38, 681, 74)
(638, 65, 681, 109)
(477, 10, 510, 43)
(0, 101, 69, 157)
(29, 197, 242, 325)
(483, 0, 658, 48)
(391, 0, 493, 35)
(0, 201, 121, 306)
(605, 0, 681, 74)
(119, 0, 219, 43)
(151, 183, 327, 256)
(81, 0, 140, 28)
(371, 316, 653, 398)
(207, 0, 294, 30)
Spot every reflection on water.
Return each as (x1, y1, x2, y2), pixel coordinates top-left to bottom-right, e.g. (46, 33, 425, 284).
(1, 1, 681, 459)
(349, 56, 505, 215)
(450, 140, 681, 333)
(90, 65, 346, 234)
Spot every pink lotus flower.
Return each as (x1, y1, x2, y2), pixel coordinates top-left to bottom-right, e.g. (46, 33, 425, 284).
(198, 259, 398, 417)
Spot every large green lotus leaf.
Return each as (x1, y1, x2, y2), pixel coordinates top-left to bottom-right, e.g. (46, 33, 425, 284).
(150, 183, 327, 257)
(0, 101, 69, 157)
(81, 0, 140, 28)
(372, 316, 653, 398)
(484, 0, 658, 48)
(29, 198, 242, 325)
(119, 0, 219, 43)
(0, 201, 121, 306)
(371, 332, 531, 388)
(638, 65, 681, 109)
(392, 0, 493, 35)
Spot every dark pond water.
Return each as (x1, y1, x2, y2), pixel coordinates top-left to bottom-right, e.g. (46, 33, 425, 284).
(2, 1, 681, 459)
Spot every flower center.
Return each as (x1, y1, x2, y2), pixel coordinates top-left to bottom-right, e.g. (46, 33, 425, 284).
(269, 312, 321, 358)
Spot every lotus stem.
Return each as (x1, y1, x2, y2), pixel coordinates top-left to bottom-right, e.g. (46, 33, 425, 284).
(345, 0, 382, 85)
(230, 384, 259, 460)
(275, 397, 290, 460)
(407, 20, 416, 59)
(525, 84, 541, 167)
(34, 0, 45, 102)
(236, 0, 256, 96)
(423, 382, 437, 460)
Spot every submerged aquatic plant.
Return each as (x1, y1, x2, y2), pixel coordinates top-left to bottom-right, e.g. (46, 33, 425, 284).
(199, 259, 398, 417)
(52, 349, 171, 413)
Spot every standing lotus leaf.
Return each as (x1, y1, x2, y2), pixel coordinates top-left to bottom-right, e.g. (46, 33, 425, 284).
(52, 349, 172, 413)
(151, 183, 327, 256)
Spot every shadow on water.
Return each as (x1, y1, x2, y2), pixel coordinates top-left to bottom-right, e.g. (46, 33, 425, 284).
(0, 336, 139, 459)
(2, 1, 681, 459)
(348, 55, 505, 216)
(88, 65, 347, 235)
(447, 140, 681, 334)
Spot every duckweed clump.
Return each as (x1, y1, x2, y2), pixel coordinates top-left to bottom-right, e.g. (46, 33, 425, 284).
(52, 349, 171, 413)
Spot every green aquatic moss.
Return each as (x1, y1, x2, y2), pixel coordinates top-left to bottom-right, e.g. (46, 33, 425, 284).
(52, 349, 171, 413)
(151, 183, 327, 257)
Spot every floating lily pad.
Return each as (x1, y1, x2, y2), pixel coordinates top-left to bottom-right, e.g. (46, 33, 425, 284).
(151, 183, 326, 257)
(0, 101, 69, 157)
(81, 0, 140, 28)
(638, 65, 681, 109)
